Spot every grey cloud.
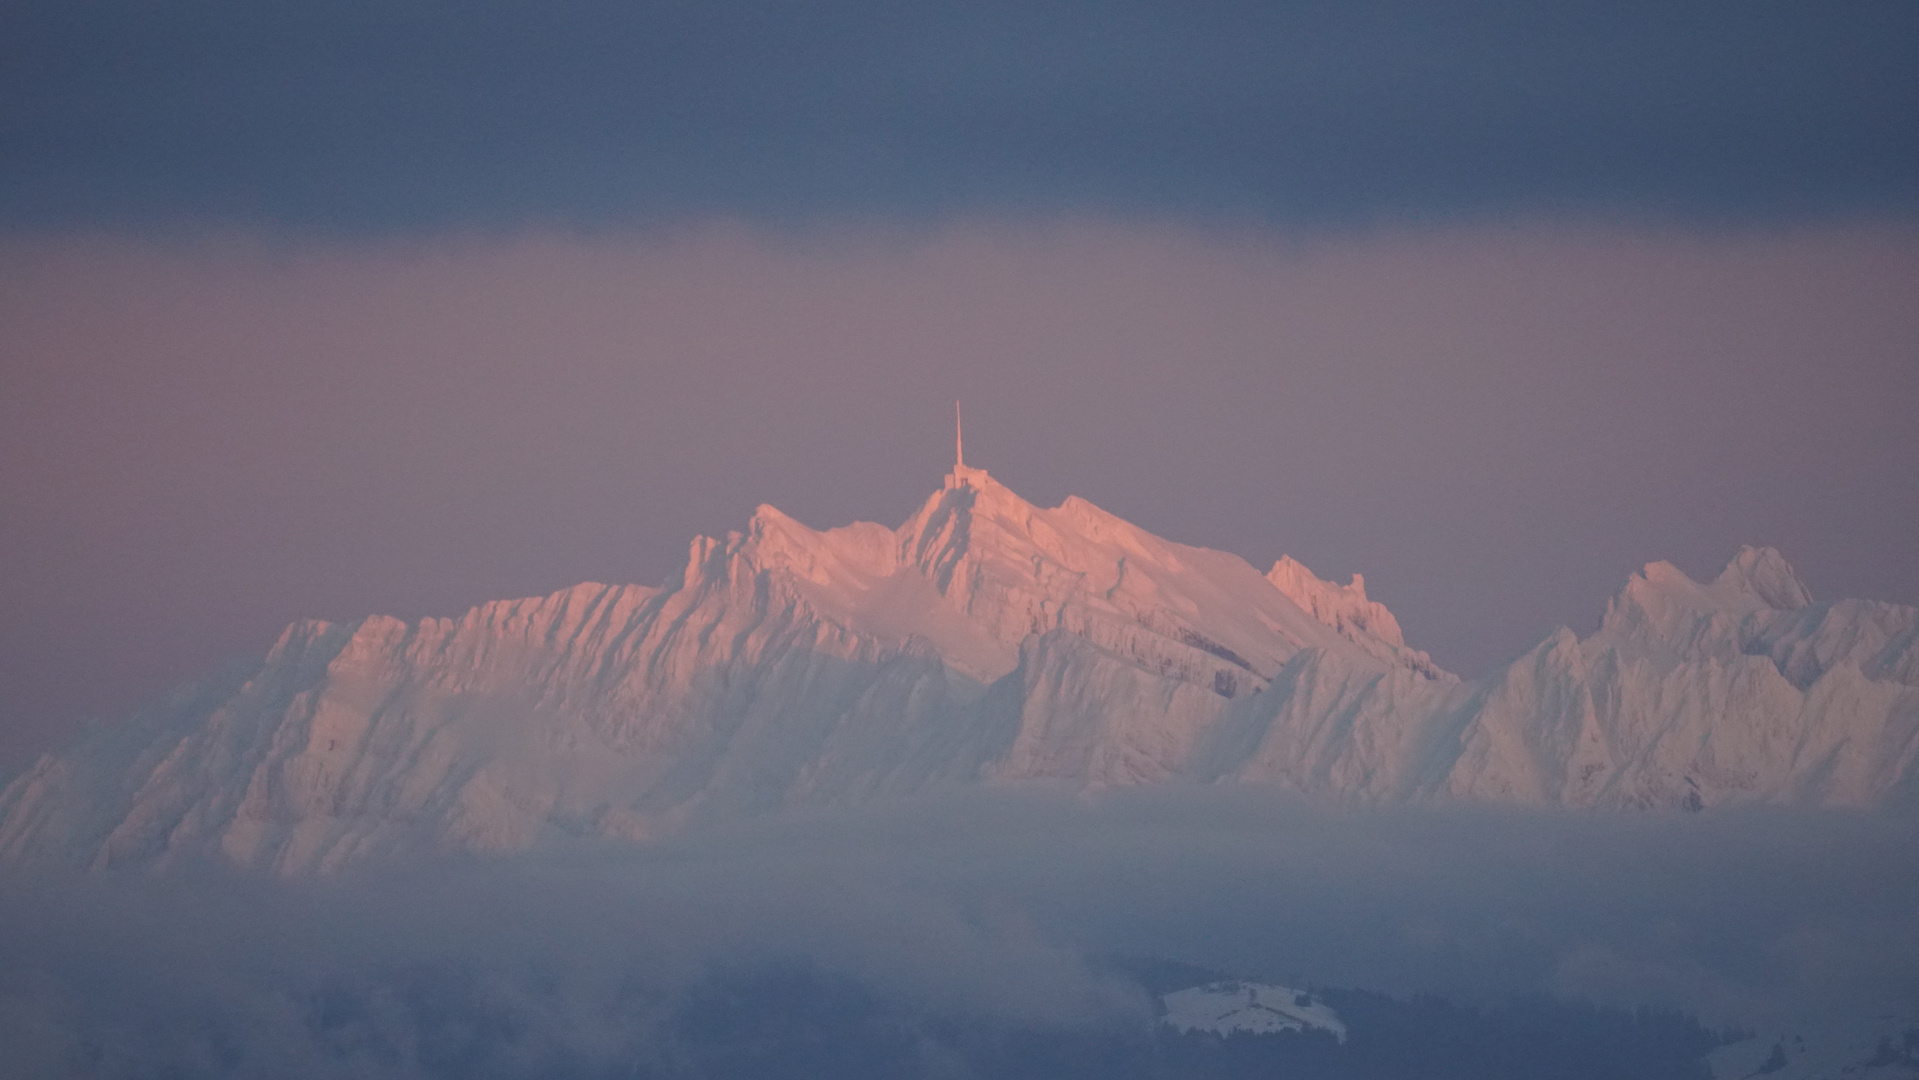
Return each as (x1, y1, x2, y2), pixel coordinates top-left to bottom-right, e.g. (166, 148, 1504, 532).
(2, 792, 1913, 1077)
(1, 0, 1914, 232)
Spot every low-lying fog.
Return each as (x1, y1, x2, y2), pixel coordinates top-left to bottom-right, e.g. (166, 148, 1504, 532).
(2, 790, 1913, 1078)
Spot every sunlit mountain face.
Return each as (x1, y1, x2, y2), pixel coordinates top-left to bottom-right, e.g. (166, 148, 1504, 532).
(4, 457, 1914, 875)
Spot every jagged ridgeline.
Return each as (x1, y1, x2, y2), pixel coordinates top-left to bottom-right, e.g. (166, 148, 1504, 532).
(4, 461, 1917, 872)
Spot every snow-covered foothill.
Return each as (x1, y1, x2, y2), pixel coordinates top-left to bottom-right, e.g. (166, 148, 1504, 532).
(1160, 981, 1347, 1041)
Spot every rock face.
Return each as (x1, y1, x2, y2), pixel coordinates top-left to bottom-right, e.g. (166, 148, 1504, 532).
(4, 466, 1917, 872)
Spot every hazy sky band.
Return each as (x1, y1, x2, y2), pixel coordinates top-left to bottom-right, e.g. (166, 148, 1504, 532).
(5, 221, 1917, 766)
(3, 1, 1916, 232)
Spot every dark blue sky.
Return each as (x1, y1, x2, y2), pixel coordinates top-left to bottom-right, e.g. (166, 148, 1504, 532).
(4, 1, 1915, 231)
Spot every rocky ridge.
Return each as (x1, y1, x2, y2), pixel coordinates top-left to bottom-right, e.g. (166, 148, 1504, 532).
(3, 465, 1915, 872)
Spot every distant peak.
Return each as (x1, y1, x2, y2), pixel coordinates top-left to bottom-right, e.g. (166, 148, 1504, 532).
(1600, 546, 1813, 648)
(1715, 545, 1811, 610)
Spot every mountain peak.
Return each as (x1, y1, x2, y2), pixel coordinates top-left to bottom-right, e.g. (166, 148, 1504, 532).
(1597, 546, 1815, 659)
(1714, 545, 1812, 610)
(1613, 546, 1811, 620)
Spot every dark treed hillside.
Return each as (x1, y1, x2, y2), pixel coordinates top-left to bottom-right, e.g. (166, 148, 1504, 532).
(253, 957, 1729, 1079)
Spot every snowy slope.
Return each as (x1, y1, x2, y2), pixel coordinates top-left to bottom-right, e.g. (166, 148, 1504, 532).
(1160, 981, 1346, 1040)
(3, 465, 1915, 871)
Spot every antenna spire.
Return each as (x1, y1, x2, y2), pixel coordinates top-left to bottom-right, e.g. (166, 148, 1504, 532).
(955, 401, 964, 470)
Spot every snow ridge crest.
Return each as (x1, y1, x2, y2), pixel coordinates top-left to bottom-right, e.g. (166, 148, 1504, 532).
(2, 468, 1913, 874)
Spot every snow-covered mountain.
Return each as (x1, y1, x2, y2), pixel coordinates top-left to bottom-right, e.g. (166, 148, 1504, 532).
(4, 463, 1916, 872)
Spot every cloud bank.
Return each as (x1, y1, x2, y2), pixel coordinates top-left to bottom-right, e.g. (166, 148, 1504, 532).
(3, 1, 1914, 232)
(2, 792, 1913, 1076)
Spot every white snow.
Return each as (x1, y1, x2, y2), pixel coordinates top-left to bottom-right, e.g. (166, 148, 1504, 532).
(3, 465, 1916, 872)
(1160, 981, 1347, 1041)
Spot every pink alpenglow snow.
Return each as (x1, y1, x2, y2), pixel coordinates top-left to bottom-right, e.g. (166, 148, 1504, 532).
(2, 459, 1916, 873)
